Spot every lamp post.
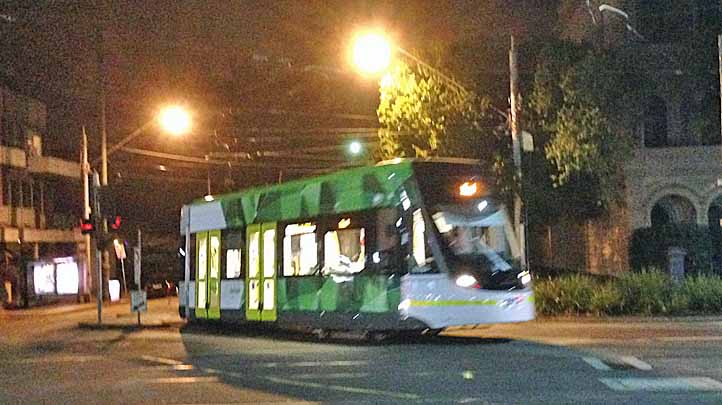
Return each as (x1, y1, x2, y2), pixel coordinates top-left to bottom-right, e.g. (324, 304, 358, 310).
(100, 105, 192, 186)
(85, 105, 191, 324)
(350, 31, 527, 269)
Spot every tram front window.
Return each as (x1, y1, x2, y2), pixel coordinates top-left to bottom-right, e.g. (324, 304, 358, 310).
(431, 201, 526, 290)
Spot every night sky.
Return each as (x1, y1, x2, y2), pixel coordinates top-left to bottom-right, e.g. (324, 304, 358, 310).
(0, 1, 563, 236)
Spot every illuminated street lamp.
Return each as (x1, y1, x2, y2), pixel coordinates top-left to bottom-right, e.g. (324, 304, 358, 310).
(351, 31, 392, 75)
(350, 30, 470, 97)
(158, 105, 192, 136)
(87, 104, 192, 324)
(102, 104, 192, 184)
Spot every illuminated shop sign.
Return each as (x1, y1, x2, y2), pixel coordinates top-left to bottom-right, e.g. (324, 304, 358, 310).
(32, 258, 80, 295)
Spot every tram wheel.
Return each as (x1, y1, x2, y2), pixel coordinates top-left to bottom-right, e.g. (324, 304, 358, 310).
(312, 329, 329, 340)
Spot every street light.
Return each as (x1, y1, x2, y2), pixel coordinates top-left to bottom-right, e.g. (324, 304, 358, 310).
(350, 30, 470, 97)
(597, 4, 682, 75)
(158, 105, 192, 136)
(101, 104, 192, 184)
(351, 31, 392, 75)
(86, 104, 192, 324)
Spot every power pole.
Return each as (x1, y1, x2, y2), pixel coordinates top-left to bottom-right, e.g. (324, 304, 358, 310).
(91, 171, 103, 324)
(718, 34, 721, 156)
(82, 128, 93, 303)
(509, 35, 527, 270)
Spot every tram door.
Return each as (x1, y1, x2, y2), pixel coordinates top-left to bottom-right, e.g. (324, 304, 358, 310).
(246, 223, 277, 321)
(195, 230, 221, 319)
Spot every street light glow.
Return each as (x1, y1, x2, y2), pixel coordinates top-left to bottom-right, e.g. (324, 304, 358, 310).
(351, 31, 392, 75)
(158, 105, 191, 136)
(349, 141, 362, 155)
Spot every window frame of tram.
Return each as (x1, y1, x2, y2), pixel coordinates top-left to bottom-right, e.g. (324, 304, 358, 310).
(194, 230, 222, 319)
(221, 229, 244, 280)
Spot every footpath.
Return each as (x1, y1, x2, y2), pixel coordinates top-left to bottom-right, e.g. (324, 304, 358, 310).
(1, 296, 184, 330)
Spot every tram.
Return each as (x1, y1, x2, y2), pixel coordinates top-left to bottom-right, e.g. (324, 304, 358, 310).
(178, 159, 534, 334)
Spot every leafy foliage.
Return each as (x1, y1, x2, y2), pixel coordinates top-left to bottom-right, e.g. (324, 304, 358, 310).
(534, 271, 722, 316)
(526, 42, 638, 215)
(629, 224, 713, 275)
(376, 61, 505, 163)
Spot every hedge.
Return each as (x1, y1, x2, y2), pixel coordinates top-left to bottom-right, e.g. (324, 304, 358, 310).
(533, 271, 722, 316)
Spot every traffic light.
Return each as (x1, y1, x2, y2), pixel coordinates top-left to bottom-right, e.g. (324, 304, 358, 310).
(80, 217, 94, 235)
(110, 215, 122, 230)
(99, 185, 122, 232)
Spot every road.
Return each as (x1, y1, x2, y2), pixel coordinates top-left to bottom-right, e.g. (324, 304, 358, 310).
(1, 298, 722, 404)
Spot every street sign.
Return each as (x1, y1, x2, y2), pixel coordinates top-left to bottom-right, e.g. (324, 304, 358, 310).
(133, 246, 141, 287)
(113, 239, 126, 260)
(130, 290, 147, 313)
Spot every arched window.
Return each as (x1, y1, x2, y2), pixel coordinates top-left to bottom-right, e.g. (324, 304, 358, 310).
(651, 195, 696, 226)
(644, 96, 668, 147)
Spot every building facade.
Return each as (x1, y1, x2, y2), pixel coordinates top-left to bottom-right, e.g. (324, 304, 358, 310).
(532, 0, 721, 274)
(0, 86, 86, 307)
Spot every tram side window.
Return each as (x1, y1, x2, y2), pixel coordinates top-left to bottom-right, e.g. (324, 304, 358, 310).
(322, 220, 366, 276)
(410, 208, 435, 273)
(373, 208, 403, 273)
(187, 234, 197, 280)
(283, 223, 318, 276)
(222, 229, 244, 279)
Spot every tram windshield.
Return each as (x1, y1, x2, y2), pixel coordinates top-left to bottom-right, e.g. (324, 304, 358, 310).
(414, 162, 524, 288)
(431, 203, 513, 272)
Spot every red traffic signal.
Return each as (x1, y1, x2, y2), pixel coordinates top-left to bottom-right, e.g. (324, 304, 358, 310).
(80, 218, 94, 235)
(110, 215, 122, 230)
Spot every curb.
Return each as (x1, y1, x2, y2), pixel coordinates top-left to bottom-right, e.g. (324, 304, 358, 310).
(77, 320, 185, 331)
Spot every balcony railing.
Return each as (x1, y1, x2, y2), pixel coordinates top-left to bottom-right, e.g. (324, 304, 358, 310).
(27, 155, 80, 179)
(0, 145, 80, 178)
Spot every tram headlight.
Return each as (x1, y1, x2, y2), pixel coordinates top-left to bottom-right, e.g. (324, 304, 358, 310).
(455, 274, 477, 288)
(518, 271, 531, 286)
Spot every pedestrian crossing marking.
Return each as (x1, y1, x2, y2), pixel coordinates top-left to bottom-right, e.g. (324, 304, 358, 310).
(600, 377, 722, 392)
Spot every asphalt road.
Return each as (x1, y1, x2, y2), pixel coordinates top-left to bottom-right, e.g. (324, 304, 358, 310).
(2, 299, 722, 404)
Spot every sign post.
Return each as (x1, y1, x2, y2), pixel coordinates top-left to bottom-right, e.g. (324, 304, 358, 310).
(131, 229, 143, 326)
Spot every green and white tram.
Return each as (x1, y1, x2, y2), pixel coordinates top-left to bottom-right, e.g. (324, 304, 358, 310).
(178, 159, 534, 333)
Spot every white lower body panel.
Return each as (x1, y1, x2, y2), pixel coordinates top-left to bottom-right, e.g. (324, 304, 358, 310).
(179, 281, 196, 309)
(399, 273, 535, 329)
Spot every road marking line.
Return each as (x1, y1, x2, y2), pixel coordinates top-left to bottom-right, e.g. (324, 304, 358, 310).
(140, 355, 184, 365)
(293, 372, 371, 379)
(15, 355, 104, 364)
(263, 376, 420, 400)
(172, 364, 194, 371)
(149, 376, 220, 384)
(619, 356, 653, 371)
(261, 360, 369, 368)
(582, 357, 612, 371)
(600, 377, 722, 392)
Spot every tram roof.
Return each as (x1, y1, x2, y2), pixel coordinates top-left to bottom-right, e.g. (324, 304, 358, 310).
(183, 158, 483, 230)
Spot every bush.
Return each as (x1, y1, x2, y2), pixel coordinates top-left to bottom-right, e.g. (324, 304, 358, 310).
(534, 273, 614, 315)
(616, 271, 673, 315)
(533, 270, 722, 316)
(629, 224, 712, 274)
(680, 275, 722, 313)
(590, 282, 623, 315)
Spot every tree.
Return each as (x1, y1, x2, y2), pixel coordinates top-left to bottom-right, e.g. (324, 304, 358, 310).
(525, 41, 639, 218)
(376, 61, 506, 163)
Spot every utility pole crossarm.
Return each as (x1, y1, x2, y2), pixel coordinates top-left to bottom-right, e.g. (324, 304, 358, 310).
(97, 120, 155, 164)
